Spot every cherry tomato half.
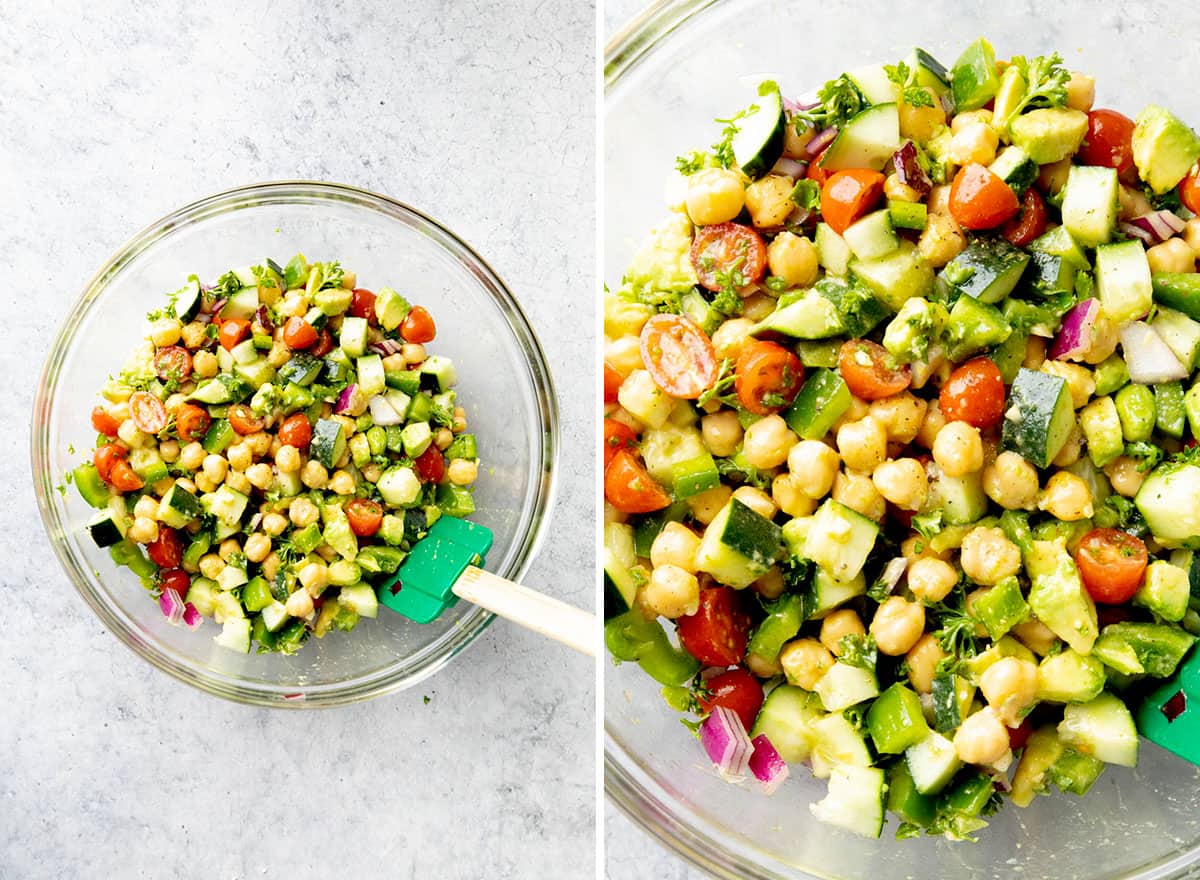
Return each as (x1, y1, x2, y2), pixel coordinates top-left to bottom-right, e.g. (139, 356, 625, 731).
(129, 391, 167, 434)
(940, 357, 1006, 430)
(91, 407, 121, 437)
(949, 163, 1020, 230)
(108, 460, 144, 492)
(277, 412, 312, 450)
(175, 404, 211, 443)
(1077, 109, 1136, 178)
(346, 499, 384, 537)
(153, 346, 193, 383)
(414, 445, 446, 483)
(639, 314, 719, 399)
(310, 328, 334, 357)
(690, 223, 768, 292)
(146, 527, 184, 567)
(158, 568, 191, 598)
(1075, 528, 1148, 605)
(348, 288, 377, 322)
(227, 404, 265, 435)
(401, 306, 437, 344)
(282, 316, 318, 350)
(604, 449, 671, 514)
(1000, 187, 1048, 248)
(806, 148, 833, 186)
(677, 588, 752, 668)
(94, 444, 126, 482)
(838, 339, 911, 401)
(698, 667, 765, 732)
(820, 169, 886, 234)
(218, 319, 251, 352)
(735, 340, 804, 415)
(1181, 166, 1200, 216)
(604, 418, 638, 470)
(604, 362, 624, 405)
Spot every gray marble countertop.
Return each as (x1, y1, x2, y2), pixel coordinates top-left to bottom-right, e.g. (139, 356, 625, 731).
(0, 2, 595, 878)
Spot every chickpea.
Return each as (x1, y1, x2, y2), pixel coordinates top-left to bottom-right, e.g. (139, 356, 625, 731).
(742, 415, 796, 470)
(266, 342, 292, 368)
(832, 395, 870, 432)
(225, 470, 252, 496)
(820, 609, 865, 656)
(247, 431, 272, 457)
(787, 440, 840, 499)
(959, 526, 1022, 586)
(869, 393, 928, 445)
(452, 406, 468, 433)
(1039, 160, 1072, 197)
(901, 534, 949, 563)
(771, 473, 818, 518)
(780, 638, 834, 691)
(225, 442, 251, 473)
(1011, 619, 1059, 656)
(783, 119, 816, 159)
(836, 417, 887, 472)
(285, 588, 315, 618)
(180, 321, 207, 350)
(197, 553, 225, 579)
(932, 421, 984, 477)
(193, 473, 217, 494)
(402, 343, 427, 364)
(642, 564, 701, 619)
(908, 557, 959, 603)
(650, 522, 700, 573)
(742, 174, 794, 229)
(327, 469, 356, 495)
(872, 458, 928, 511)
(382, 353, 406, 373)
(710, 318, 756, 361)
(298, 561, 330, 596)
(605, 335, 644, 377)
(916, 399, 947, 449)
(1105, 455, 1146, 497)
(685, 168, 746, 226)
(1064, 71, 1095, 112)
(243, 533, 272, 564)
(1147, 238, 1198, 274)
(261, 512, 289, 536)
(260, 552, 281, 582)
(732, 486, 776, 520)
(953, 707, 1010, 765)
(884, 175, 921, 203)
(870, 596, 926, 656)
(832, 470, 886, 522)
(244, 463, 273, 490)
(447, 459, 479, 486)
(950, 109, 993, 133)
(949, 123, 999, 166)
(1039, 471, 1094, 521)
(753, 566, 785, 600)
(300, 459, 329, 490)
(434, 427, 454, 451)
(275, 444, 302, 473)
(1118, 184, 1152, 221)
(128, 516, 159, 544)
(133, 495, 160, 521)
(361, 463, 382, 483)
(701, 410, 743, 458)
(898, 86, 946, 144)
(980, 656, 1039, 726)
(906, 634, 947, 694)
(927, 184, 952, 215)
(1051, 424, 1083, 468)
(1183, 218, 1200, 255)
(289, 497, 320, 528)
(687, 484, 732, 525)
(918, 213, 967, 268)
(766, 231, 819, 288)
(148, 317, 183, 348)
(982, 451, 1040, 511)
(1040, 361, 1095, 410)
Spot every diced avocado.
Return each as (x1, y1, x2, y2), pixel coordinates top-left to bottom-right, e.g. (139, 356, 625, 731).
(1025, 538, 1099, 655)
(848, 240, 934, 312)
(882, 297, 947, 363)
(750, 685, 823, 763)
(814, 662, 879, 713)
(991, 63, 1027, 129)
(887, 199, 926, 231)
(1036, 648, 1106, 704)
(803, 499, 879, 582)
(618, 211, 699, 301)
(322, 507, 359, 560)
(1131, 104, 1200, 194)
(1058, 692, 1138, 767)
(695, 499, 782, 589)
(377, 466, 422, 508)
(961, 636, 1036, 684)
(1134, 559, 1191, 622)
(400, 421, 433, 458)
(1092, 622, 1197, 677)
(374, 286, 411, 331)
(752, 291, 844, 339)
(313, 285, 353, 316)
(783, 369, 851, 440)
(1079, 396, 1124, 468)
(1060, 164, 1120, 249)
(1095, 240, 1152, 323)
(1011, 726, 1065, 807)
(1152, 306, 1200, 371)
(377, 513, 406, 547)
(972, 576, 1029, 640)
(944, 294, 1011, 361)
(1001, 368, 1074, 469)
(1009, 107, 1089, 164)
(1135, 461, 1200, 549)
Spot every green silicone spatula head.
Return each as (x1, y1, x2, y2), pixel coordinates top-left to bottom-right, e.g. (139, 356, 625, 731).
(376, 516, 494, 623)
(1137, 645, 1200, 765)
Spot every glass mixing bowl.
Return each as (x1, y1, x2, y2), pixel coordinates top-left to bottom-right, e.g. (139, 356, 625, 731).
(32, 181, 557, 708)
(605, 2, 1200, 876)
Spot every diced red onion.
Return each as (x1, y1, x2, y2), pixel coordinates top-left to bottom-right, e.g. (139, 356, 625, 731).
(700, 706, 754, 779)
(369, 339, 403, 357)
(748, 734, 789, 795)
(183, 603, 202, 630)
(1049, 298, 1100, 361)
(159, 589, 185, 625)
(772, 157, 808, 179)
(255, 305, 275, 333)
(1119, 222, 1157, 246)
(1125, 210, 1187, 244)
(208, 297, 228, 317)
(334, 384, 365, 415)
(1121, 321, 1189, 383)
(805, 127, 838, 158)
(367, 394, 405, 426)
(784, 97, 819, 114)
(283, 693, 306, 702)
(892, 141, 932, 195)
(879, 558, 908, 596)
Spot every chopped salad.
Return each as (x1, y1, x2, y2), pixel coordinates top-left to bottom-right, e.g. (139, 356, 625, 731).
(73, 255, 481, 654)
(604, 38, 1200, 840)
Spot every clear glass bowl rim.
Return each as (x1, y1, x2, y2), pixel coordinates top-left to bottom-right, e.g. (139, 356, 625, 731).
(31, 180, 559, 709)
(602, 5, 1200, 879)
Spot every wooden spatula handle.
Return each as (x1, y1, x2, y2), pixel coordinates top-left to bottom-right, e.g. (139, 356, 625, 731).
(453, 566, 595, 656)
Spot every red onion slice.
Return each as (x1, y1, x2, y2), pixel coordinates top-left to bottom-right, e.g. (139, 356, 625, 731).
(182, 603, 202, 630)
(783, 97, 819, 114)
(805, 127, 838, 158)
(700, 706, 754, 779)
(748, 734, 789, 795)
(893, 141, 932, 195)
(1126, 210, 1186, 244)
(1049, 298, 1100, 361)
(159, 589, 185, 625)
(772, 157, 808, 179)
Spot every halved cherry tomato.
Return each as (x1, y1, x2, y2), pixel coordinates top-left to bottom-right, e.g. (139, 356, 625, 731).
(838, 339, 911, 400)
(698, 667, 765, 731)
(277, 412, 312, 449)
(604, 418, 639, 469)
(94, 444, 126, 482)
(348, 288, 377, 322)
(604, 362, 624, 404)
(176, 404, 211, 443)
(640, 314, 719, 399)
(153, 346, 193, 382)
(735, 340, 804, 415)
(129, 391, 168, 434)
(109, 460, 144, 492)
(346, 499, 384, 537)
(218, 319, 251, 352)
(282, 316, 318, 350)
(1077, 109, 1136, 178)
(949, 163, 1020, 230)
(227, 404, 265, 435)
(689, 222, 768, 292)
(158, 568, 191, 597)
(1181, 165, 1200, 216)
(414, 445, 446, 483)
(806, 148, 833, 186)
(940, 357, 1006, 429)
(1075, 528, 1148, 605)
(820, 169, 885, 234)
(677, 587, 752, 667)
(604, 449, 671, 514)
(401, 306, 437, 344)
(1007, 717, 1034, 751)
(91, 407, 121, 437)
(310, 328, 334, 357)
(146, 527, 184, 567)
(1000, 187, 1048, 248)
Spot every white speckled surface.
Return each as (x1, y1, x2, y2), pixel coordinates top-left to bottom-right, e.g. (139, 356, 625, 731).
(0, 2, 595, 877)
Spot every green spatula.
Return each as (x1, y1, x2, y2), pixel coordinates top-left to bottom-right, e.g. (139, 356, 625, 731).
(376, 516, 594, 656)
(1137, 646, 1200, 764)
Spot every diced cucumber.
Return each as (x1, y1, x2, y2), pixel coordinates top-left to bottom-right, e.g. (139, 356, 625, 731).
(1029, 225, 1090, 270)
(941, 237, 1030, 304)
(815, 222, 852, 276)
(1134, 559, 1190, 622)
(185, 576, 219, 617)
(813, 277, 889, 337)
(930, 670, 974, 733)
(751, 685, 823, 764)
(1095, 240, 1152, 324)
(670, 453, 719, 500)
(234, 358, 275, 390)
(848, 241, 934, 312)
(311, 418, 347, 469)
(907, 47, 951, 97)
(905, 732, 962, 795)
(810, 712, 872, 779)
(1155, 381, 1187, 438)
(819, 103, 901, 172)
(157, 484, 201, 529)
(357, 354, 387, 397)
(1047, 748, 1106, 796)
(640, 423, 706, 485)
(810, 765, 886, 839)
(419, 355, 457, 392)
(129, 447, 168, 484)
(219, 287, 259, 321)
(1001, 368, 1074, 469)
(847, 63, 900, 105)
(1152, 306, 1200, 371)
(1023, 251, 1077, 296)
(752, 292, 844, 339)
(842, 209, 898, 260)
(783, 369, 851, 440)
(988, 145, 1038, 196)
(814, 662, 879, 713)
(214, 617, 252, 654)
(804, 500, 879, 583)
(200, 484, 248, 526)
(338, 583, 379, 619)
(695, 499, 782, 589)
(377, 466, 422, 507)
(278, 353, 322, 387)
(87, 510, 124, 547)
(808, 567, 867, 619)
(322, 507, 359, 561)
(216, 564, 248, 592)
(1061, 164, 1120, 249)
(731, 83, 786, 180)
(1135, 461, 1200, 549)
(339, 316, 369, 357)
(1058, 692, 1138, 768)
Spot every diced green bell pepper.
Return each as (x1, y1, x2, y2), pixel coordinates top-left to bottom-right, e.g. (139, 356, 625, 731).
(605, 611, 700, 686)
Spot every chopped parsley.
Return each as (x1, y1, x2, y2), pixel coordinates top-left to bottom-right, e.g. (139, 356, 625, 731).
(793, 73, 865, 131)
(884, 61, 934, 108)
